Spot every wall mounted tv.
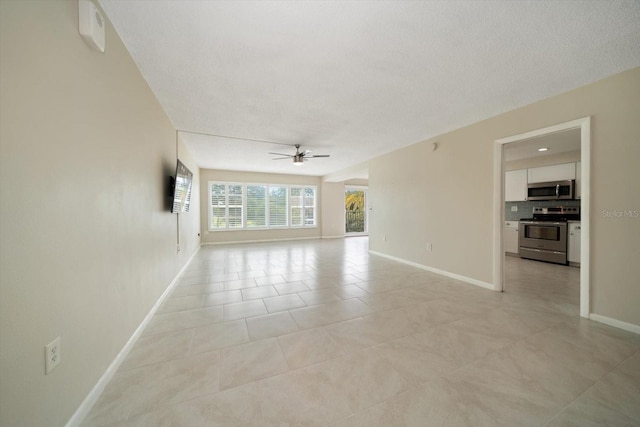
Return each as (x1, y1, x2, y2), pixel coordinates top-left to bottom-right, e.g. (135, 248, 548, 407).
(171, 159, 193, 213)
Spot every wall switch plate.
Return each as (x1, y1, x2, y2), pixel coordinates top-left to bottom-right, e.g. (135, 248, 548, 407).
(45, 337, 61, 374)
(511, 206, 518, 212)
(427, 243, 433, 251)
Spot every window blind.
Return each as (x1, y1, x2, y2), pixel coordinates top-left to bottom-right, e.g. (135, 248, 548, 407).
(228, 184, 243, 228)
(208, 182, 317, 231)
(246, 185, 267, 228)
(290, 187, 303, 227)
(269, 186, 288, 227)
(210, 183, 227, 229)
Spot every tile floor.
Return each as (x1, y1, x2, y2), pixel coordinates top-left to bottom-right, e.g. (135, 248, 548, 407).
(83, 237, 640, 426)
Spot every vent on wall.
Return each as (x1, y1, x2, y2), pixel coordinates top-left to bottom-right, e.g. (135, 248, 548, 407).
(79, 0, 106, 52)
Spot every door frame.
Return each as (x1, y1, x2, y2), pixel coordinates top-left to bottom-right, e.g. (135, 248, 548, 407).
(344, 185, 369, 236)
(492, 117, 591, 318)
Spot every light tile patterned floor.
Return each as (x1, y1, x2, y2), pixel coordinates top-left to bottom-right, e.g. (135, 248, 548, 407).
(83, 237, 640, 426)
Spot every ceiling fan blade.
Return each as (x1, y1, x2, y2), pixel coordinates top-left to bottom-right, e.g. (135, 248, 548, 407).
(270, 146, 329, 161)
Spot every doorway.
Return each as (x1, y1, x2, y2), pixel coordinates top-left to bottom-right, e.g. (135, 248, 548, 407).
(345, 186, 368, 235)
(493, 117, 591, 318)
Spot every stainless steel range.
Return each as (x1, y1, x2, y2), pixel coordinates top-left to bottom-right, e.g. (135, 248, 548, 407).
(519, 206, 580, 265)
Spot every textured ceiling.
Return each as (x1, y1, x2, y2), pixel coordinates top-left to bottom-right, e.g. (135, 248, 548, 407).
(99, 0, 640, 177)
(505, 128, 581, 162)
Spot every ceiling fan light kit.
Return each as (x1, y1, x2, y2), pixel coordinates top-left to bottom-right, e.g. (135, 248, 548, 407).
(269, 144, 330, 166)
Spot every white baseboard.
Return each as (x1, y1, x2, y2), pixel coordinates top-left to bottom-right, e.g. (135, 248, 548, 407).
(201, 236, 321, 246)
(322, 235, 345, 239)
(66, 247, 201, 427)
(589, 313, 640, 335)
(368, 250, 495, 291)
(369, 251, 639, 336)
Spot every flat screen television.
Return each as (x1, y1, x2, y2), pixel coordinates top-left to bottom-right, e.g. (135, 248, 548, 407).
(171, 159, 193, 213)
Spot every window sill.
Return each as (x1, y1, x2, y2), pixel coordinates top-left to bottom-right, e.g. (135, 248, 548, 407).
(208, 226, 318, 232)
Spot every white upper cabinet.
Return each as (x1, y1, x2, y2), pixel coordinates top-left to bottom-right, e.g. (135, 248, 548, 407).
(505, 169, 527, 201)
(527, 163, 576, 183)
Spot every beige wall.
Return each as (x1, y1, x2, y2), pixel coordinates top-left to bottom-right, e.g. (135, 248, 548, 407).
(200, 169, 328, 243)
(178, 137, 202, 255)
(370, 67, 640, 327)
(322, 181, 346, 238)
(0, 1, 200, 426)
(345, 179, 369, 186)
(323, 161, 369, 183)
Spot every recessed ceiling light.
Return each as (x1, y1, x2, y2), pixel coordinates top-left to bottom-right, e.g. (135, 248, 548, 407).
(538, 147, 549, 152)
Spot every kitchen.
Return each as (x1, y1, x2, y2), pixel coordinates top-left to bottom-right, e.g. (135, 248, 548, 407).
(502, 128, 582, 308)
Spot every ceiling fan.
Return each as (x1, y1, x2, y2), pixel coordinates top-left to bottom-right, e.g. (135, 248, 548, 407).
(270, 144, 330, 166)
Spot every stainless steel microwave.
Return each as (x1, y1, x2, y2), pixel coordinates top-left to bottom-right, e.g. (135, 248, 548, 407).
(527, 180, 574, 201)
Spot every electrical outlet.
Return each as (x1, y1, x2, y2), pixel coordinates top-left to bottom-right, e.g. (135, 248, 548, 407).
(427, 243, 433, 251)
(511, 206, 518, 212)
(45, 337, 61, 374)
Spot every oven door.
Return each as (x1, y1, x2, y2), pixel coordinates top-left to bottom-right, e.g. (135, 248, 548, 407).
(519, 221, 568, 252)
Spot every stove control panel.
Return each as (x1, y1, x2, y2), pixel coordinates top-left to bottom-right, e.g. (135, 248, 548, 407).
(532, 206, 580, 215)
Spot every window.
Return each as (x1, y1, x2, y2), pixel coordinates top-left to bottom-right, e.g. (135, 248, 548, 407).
(209, 182, 316, 231)
(210, 184, 227, 229)
(228, 184, 243, 228)
(246, 185, 266, 228)
(269, 186, 288, 227)
(290, 187, 303, 227)
(289, 186, 316, 227)
(210, 183, 244, 229)
(304, 187, 316, 226)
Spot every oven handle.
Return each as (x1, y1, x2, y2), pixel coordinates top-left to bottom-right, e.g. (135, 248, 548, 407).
(520, 221, 566, 226)
(520, 247, 565, 255)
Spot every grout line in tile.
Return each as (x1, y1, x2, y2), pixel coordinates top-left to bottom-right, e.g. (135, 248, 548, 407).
(186, 328, 196, 356)
(141, 318, 224, 339)
(91, 242, 595, 426)
(542, 346, 640, 427)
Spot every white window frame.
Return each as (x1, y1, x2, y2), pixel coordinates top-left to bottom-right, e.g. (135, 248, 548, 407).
(245, 183, 268, 229)
(208, 182, 244, 230)
(267, 184, 289, 228)
(303, 186, 317, 227)
(208, 181, 317, 231)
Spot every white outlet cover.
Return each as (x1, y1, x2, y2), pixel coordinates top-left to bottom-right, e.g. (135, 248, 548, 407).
(45, 337, 61, 374)
(511, 206, 518, 212)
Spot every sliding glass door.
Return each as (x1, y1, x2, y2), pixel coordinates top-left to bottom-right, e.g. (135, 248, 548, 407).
(345, 187, 367, 235)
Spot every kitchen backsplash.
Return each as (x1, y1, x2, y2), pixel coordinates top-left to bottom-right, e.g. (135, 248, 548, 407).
(505, 199, 581, 221)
